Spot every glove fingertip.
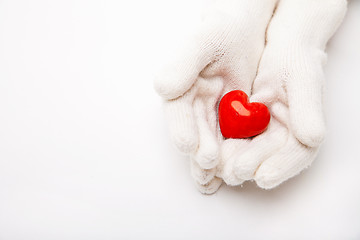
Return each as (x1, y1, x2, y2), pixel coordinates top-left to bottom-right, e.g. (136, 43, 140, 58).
(294, 125, 325, 148)
(195, 177, 223, 195)
(171, 129, 199, 154)
(291, 113, 326, 148)
(153, 70, 192, 100)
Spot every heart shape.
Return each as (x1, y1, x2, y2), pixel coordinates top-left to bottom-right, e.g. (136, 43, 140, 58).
(219, 90, 270, 139)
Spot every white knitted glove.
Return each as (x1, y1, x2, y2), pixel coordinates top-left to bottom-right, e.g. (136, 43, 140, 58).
(155, 0, 278, 194)
(221, 0, 347, 189)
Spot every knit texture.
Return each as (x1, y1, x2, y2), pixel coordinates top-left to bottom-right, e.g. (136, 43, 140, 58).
(154, 0, 347, 194)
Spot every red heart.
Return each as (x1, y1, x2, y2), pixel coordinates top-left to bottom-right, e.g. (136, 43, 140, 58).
(219, 90, 270, 139)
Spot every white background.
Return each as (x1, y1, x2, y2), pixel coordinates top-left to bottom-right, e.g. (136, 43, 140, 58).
(0, 0, 359, 239)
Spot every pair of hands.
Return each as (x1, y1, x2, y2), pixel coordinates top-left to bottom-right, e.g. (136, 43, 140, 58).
(155, 0, 347, 194)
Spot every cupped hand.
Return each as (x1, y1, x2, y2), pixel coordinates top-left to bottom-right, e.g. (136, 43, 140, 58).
(220, 0, 347, 189)
(154, 0, 278, 193)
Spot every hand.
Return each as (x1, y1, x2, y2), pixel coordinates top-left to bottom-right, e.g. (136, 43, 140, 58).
(154, 0, 278, 194)
(220, 0, 347, 189)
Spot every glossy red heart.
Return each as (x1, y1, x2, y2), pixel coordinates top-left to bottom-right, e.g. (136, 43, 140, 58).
(219, 90, 270, 139)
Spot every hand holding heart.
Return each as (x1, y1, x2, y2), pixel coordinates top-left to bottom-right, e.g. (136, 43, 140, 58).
(154, 0, 347, 193)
